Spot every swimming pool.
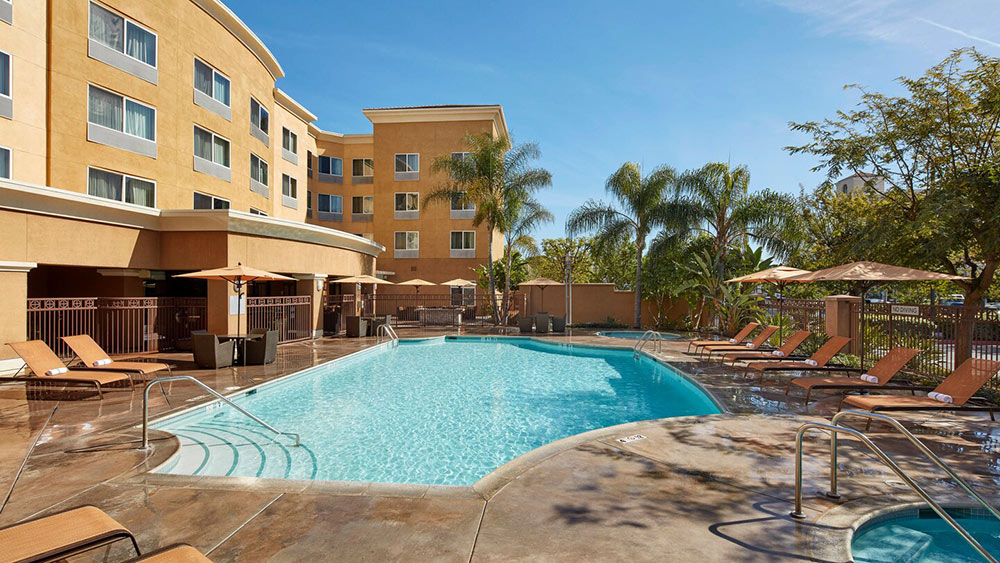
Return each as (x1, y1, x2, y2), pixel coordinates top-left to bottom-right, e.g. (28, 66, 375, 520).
(597, 331, 679, 340)
(152, 336, 720, 486)
(852, 508, 1000, 562)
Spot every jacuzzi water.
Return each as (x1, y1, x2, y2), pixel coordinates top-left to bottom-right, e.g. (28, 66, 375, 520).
(597, 331, 679, 340)
(852, 509, 1000, 562)
(153, 336, 719, 485)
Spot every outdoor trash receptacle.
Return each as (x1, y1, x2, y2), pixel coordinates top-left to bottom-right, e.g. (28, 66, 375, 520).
(346, 316, 367, 338)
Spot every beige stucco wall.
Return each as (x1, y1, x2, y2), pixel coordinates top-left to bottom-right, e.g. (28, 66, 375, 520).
(0, 0, 47, 185)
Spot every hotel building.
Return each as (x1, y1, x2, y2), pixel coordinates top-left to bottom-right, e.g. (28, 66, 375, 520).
(0, 0, 506, 366)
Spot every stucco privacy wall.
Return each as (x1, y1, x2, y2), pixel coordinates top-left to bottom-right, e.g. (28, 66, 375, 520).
(523, 283, 688, 327)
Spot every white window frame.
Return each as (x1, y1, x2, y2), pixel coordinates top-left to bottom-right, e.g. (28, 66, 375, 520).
(394, 153, 419, 180)
(193, 58, 230, 106)
(317, 193, 343, 221)
(0, 144, 9, 179)
(394, 231, 419, 259)
(394, 192, 419, 220)
(192, 57, 230, 120)
(192, 191, 230, 210)
(87, 84, 157, 142)
(86, 166, 157, 208)
(351, 195, 374, 220)
(193, 125, 230, 167)
(0, 0, 11, 25)
(281, 127, 298, 164)
(281, 174, 298, 209)
(0, 49, 9, 99)
(450, 230, 476, 258)
(318, 155, 343, 183)
(250, 152, 268, 197)
(352, 158, 374, 177)
(88, 2, 158, 69)
(250, 96, 269, 143)
(249, 207, 267, 216)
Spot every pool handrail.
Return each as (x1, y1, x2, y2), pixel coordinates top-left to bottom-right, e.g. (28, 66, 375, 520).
(791, 420, 996, 563)
(376, 323, 399, 346)
(831, 410, 1000, 522)
(141, 375, 300, 450)
(633, 330, 662, 358)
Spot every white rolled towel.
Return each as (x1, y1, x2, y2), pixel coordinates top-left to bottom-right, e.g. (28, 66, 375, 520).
(93, 358, 112, 367)
(772, 350, 785, 357)
(804, 359, 818, 366)
(745, 343, 756, 349)
(928, 391, 953, 404)
(860, 374, 879, 384)
(45, 367, 68, 376)
(728, 338, 737, 344)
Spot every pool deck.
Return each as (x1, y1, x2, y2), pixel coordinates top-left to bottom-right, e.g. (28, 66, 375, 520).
(2, 329, 999, 561)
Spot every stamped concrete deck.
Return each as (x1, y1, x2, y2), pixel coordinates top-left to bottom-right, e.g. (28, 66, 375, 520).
(1, 329, 999, 562)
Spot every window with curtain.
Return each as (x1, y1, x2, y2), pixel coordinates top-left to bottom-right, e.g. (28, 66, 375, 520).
(213, 135, 229, 167)
(124, 99, 155, 140)
(86, 167, 155, 208)
(194, 59, 230, 107)
(394, 153, 419, 172)
(88, 168, 122, 202)
(125, 177, 155, 207)
(352, 196, 373, 214)
(89, 3, 156, 67)
(394, 193, 419, 211)
(250, 153, 268, 185)
(450, 191, 475, 211)
(282, 175, 297, 198)
(193, 191, 229, 209)
(0, 147, 10, 179)
(282, 128, 297, 153)
(450, 231, 475, 250)
(352, 158, 374, 177)
(212, 72, 229, 105)
(88, 85, 123, 131)
(193, 126, 229, 167)
(319, 156, 342, 176)
(318, 194, 342, 214)
(0, 51, 9, 97)
(250, 98, 268, 134)
(394, 231, 419, 250)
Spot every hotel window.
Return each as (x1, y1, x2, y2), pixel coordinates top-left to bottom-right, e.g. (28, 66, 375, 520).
(193, 191, 229, 210)
(394, 153, 419, 180)
(193, 125, 229, 166)
(394, 192, 419, 220)
(307, 151, 314, 178)
(451, 286, 475, 307)
(193, 58, 230, 119)
(394, 231, 419, 252)
(306, 190, 312, 217)
(249, 207, 267, 216)
(352, 158, 374, 177)
(318, 155, 342, 176)
(87, 85, 156, 157)
(317, 194, 343, 221)
(250, 97, 269, 144)
(449, 152, 470, 179)
(351, 195, 373, 215)
(0, 145, 10, 179)
(87, 167, 155, 208)
(0, 0, 10, 25)
(281, 127, 297, 164)
(451, 191, 475, 210)
(88, 3, 157, 67)
(281, 174, 297, 208)
(250, 153, 268, 196)
(0, 50, 9, 120)
(450, 231, 476, 258)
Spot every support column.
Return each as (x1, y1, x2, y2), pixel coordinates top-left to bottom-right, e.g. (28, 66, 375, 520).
(824, 295, 861, 354)
(294, 274, 327, 338)
(0, 261, 36, 370)
(206, 279, 244, 336)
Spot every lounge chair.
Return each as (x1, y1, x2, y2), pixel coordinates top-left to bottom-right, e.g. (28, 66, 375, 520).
(0, 505, 140, 562)
(686, 322, 759, 354)
(743, 336, 853, 382)
(192, 334, 235, 369)
(700, 325, 779, 358)
(128, 544, 212, 562)
(722, 330, 812, 365)
(841, 357, 1000, 428)
(243, 329, 278, 365)
(787, 346, 922, 403)
(518, 316, 533, 334)
(62, 334, 172, 381)
(2, 340, 134, 399)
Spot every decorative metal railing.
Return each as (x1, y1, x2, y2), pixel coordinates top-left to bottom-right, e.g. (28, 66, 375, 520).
(247, 296, 312, 343)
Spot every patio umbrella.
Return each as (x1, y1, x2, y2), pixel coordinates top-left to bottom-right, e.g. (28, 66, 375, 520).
(520, 277, 562, 313)
(441, 278, 476, 287)
(396, 278, 436, 295)
(175, 263, 295, 365)
(727, 266, 812, 337)
(332, 275, 394, 316)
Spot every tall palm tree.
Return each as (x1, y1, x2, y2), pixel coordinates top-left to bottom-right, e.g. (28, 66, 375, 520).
(426, 133, 552, 324)
(566, 162, 678, 328)
(501, 196, 553, 321)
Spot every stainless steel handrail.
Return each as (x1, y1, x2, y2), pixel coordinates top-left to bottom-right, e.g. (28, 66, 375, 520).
(633, 330, 662, 358)
(832, 410, 1000, 522)
(791, 421, 995, 562)
(141, 376, 301, 450)
(377, 323, 399, 346)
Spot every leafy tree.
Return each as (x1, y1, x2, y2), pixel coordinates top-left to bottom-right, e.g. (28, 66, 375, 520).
(641, 238, 696, 329)
(427, 133, 551, 324)
(474, 249, 531, 295)
(592, 240, 638, 290)
(499, 197, 553, 321)
(787, 48, 1000, 362)
(680, 246, 773, 335)
(531, 238, 595, 283)
(567, 162, 679, 328)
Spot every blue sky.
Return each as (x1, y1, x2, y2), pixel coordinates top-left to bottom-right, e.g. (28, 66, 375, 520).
(231, 0, 1000, 240)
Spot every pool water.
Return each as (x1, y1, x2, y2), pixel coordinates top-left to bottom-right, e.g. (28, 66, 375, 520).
(153, 336, 719, 485)
(597, 331, 679, 340)
(852, 509, 1000, 562)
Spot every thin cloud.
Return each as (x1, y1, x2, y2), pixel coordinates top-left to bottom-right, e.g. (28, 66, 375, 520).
(915, 17, 1000, 49)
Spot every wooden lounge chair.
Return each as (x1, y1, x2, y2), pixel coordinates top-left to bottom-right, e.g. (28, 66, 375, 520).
(0, 505, 140, 562)
(787, 346, 922, 403)
(700, 325, 779, 358)
(841, 357, 1000, 429)
(743, 336, 853, 382)
(62, 334, 172, 381)
(2, 340, 134, 399)
(127, 544, 212, 562)
(686, 322, 758, 354)
(722, 330, 812, 365)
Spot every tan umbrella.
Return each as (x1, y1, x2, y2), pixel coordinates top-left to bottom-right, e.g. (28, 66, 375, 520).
(396, 278, 436, 295)
(175, 263, 295, 365)
(727, 266, 812, 336)
(331, 274, 395, 285)
(441, 278, 476, 287)
(520, 277, 563, 313)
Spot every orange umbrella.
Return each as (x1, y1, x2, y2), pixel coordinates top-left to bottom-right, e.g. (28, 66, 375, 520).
(727, 266, 812, 336)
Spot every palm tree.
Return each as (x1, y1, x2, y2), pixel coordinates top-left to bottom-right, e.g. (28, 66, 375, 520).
(500, 196, 553, 321)
(566, 162, 678, 328)
(426, 133, 552, 324)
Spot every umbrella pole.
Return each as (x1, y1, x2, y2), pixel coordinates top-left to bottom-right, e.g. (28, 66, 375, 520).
(237, 279, 244, 367)
(778, 282, 784, 342)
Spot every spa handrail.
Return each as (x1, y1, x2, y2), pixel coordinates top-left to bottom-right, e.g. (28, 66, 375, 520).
(141, 375, 300, 450)
(633, 330, 662, 358)
(791, 421, 995, 562)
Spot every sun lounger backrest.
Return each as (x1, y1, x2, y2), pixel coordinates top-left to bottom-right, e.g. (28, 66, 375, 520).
(809, 336, 851, 366)
(777, 331, 811, 355)
(7, 340, 65, 375)
(749, 326, 778, 348)
(934, 358, 1000, 406)
(731, 323, 759, 342)
(866, 347, 921, 384)
(61, 335, 110, 366)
